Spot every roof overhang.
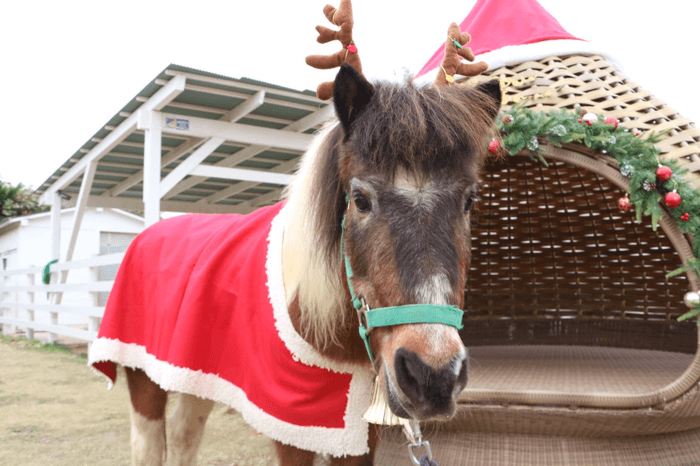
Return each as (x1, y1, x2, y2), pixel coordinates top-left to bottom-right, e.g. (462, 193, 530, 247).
(36, 64, 334, 215)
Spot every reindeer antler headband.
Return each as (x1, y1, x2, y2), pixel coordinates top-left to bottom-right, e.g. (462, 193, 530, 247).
(305, 0, 363, 101)
(306, 2, 487, 98)
(434, 22, 488, 87)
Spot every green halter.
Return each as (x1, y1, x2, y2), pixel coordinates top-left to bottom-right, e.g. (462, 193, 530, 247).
(340, 210, 464, 364)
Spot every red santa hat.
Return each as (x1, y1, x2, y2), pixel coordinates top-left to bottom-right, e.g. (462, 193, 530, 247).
(416, 0, 619, 82)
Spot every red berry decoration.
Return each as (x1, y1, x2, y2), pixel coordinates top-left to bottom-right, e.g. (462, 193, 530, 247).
(681, 213, 690, 221)
(347, 44, 358, 53)
(488, 139, 500, 154)
(618, 196, 632, 212)
(664, 191, 682, 209)
(656, 165, 672, 181)
(604, 116, 619, 129)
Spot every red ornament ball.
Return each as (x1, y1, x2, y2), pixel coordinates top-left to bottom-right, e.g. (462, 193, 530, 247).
(578, 119, 583, 123)
(664, 191, 682, 209)
(604, 116, 619, 129)
(681, 213, 690, 221)
(656, 165, 672, 181)
(347, 44, 358, 53)
(488, 139, 500, 154)
(618, 196, 632, 212)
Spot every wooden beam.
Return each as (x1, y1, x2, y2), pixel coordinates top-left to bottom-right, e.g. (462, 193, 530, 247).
(198, 156, 300, 205)
(189, 165, 294, 185)
(86, 196, 241, 214)
(159, 112, 313, 152)
(164, 105, 332, 201)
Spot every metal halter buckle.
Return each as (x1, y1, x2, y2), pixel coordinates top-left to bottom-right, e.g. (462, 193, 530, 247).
(408, 440, 433, 465)
(404, 420, 434, 465)
(357, 298, 370, 331)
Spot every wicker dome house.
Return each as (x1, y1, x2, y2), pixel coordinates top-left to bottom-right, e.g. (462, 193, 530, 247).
(377, 0, 700, 463)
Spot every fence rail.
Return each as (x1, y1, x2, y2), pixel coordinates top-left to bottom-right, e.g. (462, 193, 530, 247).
(0, 252, 125, 343)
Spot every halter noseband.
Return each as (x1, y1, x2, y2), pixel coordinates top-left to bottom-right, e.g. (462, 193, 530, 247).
(340, 206, 464, 365)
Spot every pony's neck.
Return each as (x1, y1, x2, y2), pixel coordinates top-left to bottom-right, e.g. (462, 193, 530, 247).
(281, 212, 369, 364)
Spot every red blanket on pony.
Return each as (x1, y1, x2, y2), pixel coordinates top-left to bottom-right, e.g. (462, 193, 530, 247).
(89, 203, 374, 457)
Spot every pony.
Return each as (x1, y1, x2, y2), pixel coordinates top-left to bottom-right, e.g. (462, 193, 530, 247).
(89, 64, 501, 465)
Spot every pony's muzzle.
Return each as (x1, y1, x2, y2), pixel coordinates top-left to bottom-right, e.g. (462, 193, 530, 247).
(392, 347, 468, 420)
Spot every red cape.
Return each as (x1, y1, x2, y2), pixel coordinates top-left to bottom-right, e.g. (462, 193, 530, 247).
(89, 203, 373, 456)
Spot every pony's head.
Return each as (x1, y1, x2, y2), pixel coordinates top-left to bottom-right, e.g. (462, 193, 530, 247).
(284, 64, 500, 421)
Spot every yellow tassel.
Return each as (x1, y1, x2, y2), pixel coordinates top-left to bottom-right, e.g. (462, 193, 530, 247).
(362, 376, 411, 426)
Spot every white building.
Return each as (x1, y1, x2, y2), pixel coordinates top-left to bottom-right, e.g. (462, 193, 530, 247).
(0, 207, 143, 329)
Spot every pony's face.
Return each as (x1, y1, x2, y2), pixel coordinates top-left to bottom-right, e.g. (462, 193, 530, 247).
(344, 169, 475, 420)
(332, 65, 501, 420)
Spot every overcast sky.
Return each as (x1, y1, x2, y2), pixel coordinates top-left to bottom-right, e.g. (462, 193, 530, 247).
(2, 0, 699, 190)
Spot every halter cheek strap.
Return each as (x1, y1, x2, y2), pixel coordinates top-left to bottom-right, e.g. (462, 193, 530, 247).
(340, 209, 465, 365)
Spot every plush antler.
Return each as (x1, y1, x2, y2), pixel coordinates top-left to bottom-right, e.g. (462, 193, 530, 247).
(434, 22, 488, 87)
(305, 0, 363, 100)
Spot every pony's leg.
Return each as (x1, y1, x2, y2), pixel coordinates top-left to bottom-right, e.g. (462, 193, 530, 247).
(125, 367, 168, 466)
(329, 423, 379, 466)
(168, 393, 215, 465)
(274, 424, 378, 466)
(274, 441, 315, 466)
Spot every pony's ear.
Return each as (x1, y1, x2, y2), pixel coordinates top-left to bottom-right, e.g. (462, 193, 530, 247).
(333, 63, 374, 135)
(475, 80, 502, 121)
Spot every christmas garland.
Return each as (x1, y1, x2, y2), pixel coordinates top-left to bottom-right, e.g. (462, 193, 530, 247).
(492, 106, 700, 322)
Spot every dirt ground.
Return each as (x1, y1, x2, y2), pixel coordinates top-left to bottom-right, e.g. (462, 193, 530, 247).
(0, 335, 276, 466)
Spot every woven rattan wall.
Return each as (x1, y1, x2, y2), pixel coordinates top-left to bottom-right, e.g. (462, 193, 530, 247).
(468, 54, 700, 187)
(462, 155, 697, 352)
(459, 54, 700, 353)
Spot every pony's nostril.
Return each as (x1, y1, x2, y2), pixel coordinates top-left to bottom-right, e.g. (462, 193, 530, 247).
(455, 354, 468, 392)
(394, 348, 464, 419)
(394, 348, 428, 405)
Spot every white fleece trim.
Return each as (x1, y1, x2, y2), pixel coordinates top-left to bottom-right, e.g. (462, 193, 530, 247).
(415, 39, 625, 85)
(88, 339, 370, 456)
(88, 206, 375, 457)
(267, 203, 375, 454)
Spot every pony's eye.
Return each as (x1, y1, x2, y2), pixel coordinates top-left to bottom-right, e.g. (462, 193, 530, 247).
(353, 193, 372, 213)
(464, 194, 479, 213)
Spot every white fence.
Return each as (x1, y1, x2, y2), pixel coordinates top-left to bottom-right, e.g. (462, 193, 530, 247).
(0, 253, 125, 343)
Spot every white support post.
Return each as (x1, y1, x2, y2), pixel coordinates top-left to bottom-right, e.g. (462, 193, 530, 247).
(51, 160, 98, 344)
(48, 193, 62, 342)
(140, 110, 163, 227)
(26, 271, 35, 340)
(51, 192, 61, 264)
(88, 259, 100, 353)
